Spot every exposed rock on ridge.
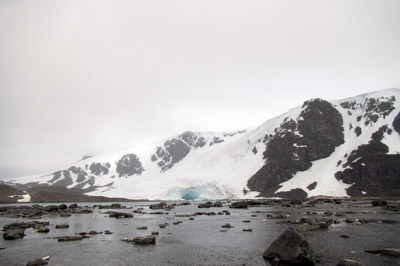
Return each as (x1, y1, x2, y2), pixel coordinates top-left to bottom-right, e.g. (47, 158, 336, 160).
(247, 99, 344, 198)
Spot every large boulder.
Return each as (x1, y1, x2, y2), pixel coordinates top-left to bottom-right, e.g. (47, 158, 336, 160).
(263, 227, 314, 265)
(133, 235, 156, 245)
(3, 229, 25, 240)
(26, 258, 48, 266)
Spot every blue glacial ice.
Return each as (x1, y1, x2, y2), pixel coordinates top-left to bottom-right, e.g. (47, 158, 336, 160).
(167, 184, 232, 200)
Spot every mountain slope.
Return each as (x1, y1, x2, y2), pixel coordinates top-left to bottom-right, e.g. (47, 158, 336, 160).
(6, 89, 400, 199)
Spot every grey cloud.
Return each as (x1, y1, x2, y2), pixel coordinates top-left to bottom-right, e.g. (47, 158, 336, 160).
(0, 0, 399, 178)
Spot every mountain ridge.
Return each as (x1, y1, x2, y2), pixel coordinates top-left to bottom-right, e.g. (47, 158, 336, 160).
(5, 88, 400, 200)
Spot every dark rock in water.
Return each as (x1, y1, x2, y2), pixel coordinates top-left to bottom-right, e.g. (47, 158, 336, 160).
(247, 200, 262, 206)
(68, 203, 78, 209)
(110, 203, 122, 209)
(60, 212, 71, 217)
(159, 224, 166, 228)
(133, 235, 156, 245)
(58, 204, 67, 210)
(198, 202, 212, 208)
(57, 236, 83, 241)
(151, 231, 159, 235)
(372, 200, 387, 206)
(104, 230, 113, 235)
(137, 226, 148, 230)
(55, 224, 69, 229)
(297, 224, 320, 233)
(37, 226, 50, 233)
(213, 201, 223, 207)
(364, 248, 400, 257)
(175, 214, 191, 218)
(229, 201, 248, 209)
(26, 258, 48, 266)
(108, 212, 133, 218)
(89, 231, 102, 235)
(3, 229, 25, 240)
(337, 259, 362, 266)
(150, 202, 166, 210)
(291, 200, 303, 205)
(243, 229, 253, 232)
(0, 246, 5, 250)
(221, 224, 232, 228)
(45, 205, 60, 212)
(263, 227, 314, 265)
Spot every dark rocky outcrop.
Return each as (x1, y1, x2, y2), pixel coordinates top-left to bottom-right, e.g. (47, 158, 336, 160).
(0, 183, 26, 203)
(151, 132, 217, 171)
(335, 126, 400, 196)
(263, 227, 314, 265)
(68, 166, 88, 183)
(306, 182, 317, 191)
(89, 163, 110, 176)
(248, 99, 344, 198)
(50, 170, 74, 187)
(341, 96, 396, 125)
(393, 112, 400, 135)
(116, 154, 144, 177)
(209, 136, 224, 146)
(155, 139, 191, 171)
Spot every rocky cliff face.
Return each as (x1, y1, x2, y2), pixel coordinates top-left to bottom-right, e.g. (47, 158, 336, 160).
(247, 99, 345, 198)
(247, 91, 399, 198)
(335, 125, 400, 197)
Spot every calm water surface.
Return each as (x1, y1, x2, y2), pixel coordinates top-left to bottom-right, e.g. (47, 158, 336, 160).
(0, 200, 399, 266)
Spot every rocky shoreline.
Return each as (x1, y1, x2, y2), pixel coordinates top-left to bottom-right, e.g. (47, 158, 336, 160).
(0, 197, 399, 265)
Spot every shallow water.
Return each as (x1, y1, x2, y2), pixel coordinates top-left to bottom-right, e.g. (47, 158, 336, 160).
(0, 200, 399, 266)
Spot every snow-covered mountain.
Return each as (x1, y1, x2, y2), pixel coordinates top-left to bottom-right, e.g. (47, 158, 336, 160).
(6, 89, 400, 200)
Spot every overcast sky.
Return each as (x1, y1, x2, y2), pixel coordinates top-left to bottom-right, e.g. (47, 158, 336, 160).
(1, 0, 400, 179)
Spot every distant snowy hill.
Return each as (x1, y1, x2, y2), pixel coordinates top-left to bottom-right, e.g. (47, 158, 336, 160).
(6, 89, 400, 200)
